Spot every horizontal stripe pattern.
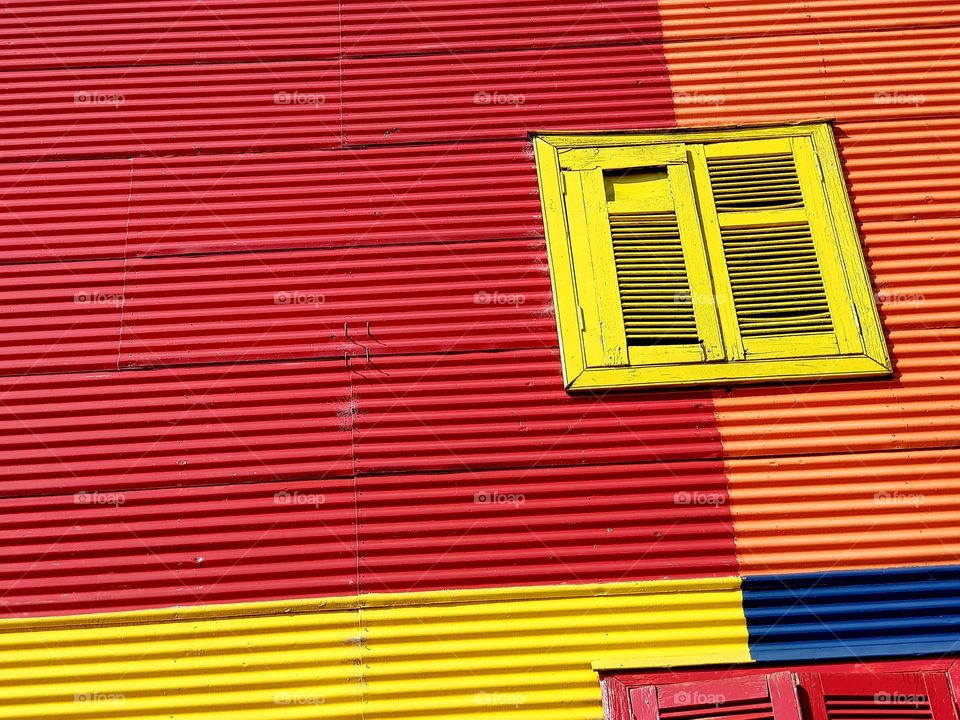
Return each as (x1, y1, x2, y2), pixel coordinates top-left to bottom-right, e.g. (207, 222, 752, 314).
(743, 565, 960, 661)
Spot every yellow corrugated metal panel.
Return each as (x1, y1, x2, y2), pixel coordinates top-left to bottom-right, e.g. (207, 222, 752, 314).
(357, 579, 749, 720)
(0, 580, 749, 720)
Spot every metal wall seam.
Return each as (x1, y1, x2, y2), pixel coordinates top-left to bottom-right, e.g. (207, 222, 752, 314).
(0, 361, 353, 497)
(342, 0, 663, 56)
(0, 61, 339, 162)
(120, 240, 554, 369)
(352, 348, 721, 475)
(728, 447, 960, 575)
(358, 460, 736, 594)
(742, 565, 960, 661)
(0, 477, 357, 618)
(0, 579, 748, 720)
(658, 0, 960, 40)
(126, 142, 541, 258)
(0, 1, 340, 70)
(342, 44, 675, 146)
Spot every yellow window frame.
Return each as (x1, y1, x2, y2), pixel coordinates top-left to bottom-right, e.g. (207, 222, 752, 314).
(533, 122, 891, 391)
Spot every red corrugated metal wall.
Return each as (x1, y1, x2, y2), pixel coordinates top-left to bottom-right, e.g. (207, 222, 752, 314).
(0, 0, 740, 617)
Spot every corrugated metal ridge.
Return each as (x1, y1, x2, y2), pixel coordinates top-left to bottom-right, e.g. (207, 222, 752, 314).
(743, 565, 960, 661)
(358, 460, 736, 593)
(127, 141, 540, 258)
(0, 1, 340, 70)
(120, 239, 554, 370)
(728, 447, 960, 574)
(0, 60, 340, 162)
(659, 0, 960, 40)
(0, 577, 742, 631)
(0, 477, 358, 617)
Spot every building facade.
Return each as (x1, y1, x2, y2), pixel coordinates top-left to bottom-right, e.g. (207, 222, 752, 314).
(0, 1, 958, 718)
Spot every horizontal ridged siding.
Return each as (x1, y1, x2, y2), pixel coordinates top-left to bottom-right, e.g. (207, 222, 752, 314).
(0, 61, 339, 162)
(0, 478, 356, 617)
(121, 240, 554, 368)
(342, 0, 661, 55)
(0, 361, 352, 497)
(665, 26, 960, 124)
(659, 0, 960, 39)
(0, 1, 339, 70)
(0, 159, 130, 263)
(358, 461, 735, 593)
(353, 348, 720, 474)
(126, 143, 541, 258)
(743, 566, 960, 661)
(729, 448, 960, 575)
(342, 45, 674, 145)
(0, 580, 749, 720)
(0, 259, 122, 375)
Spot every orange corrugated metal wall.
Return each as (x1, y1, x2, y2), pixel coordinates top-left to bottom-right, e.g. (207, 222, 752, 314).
(658, 0, 960, 574)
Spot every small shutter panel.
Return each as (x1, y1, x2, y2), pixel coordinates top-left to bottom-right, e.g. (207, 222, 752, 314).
(694, 137, 860, 360)
(629, 673, 803, 720)
(610, 210, 699, 347)
(799, 672, 960, 720)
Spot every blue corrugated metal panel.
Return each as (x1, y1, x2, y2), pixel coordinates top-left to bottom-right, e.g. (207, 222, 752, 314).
(743, 565, 960, 661)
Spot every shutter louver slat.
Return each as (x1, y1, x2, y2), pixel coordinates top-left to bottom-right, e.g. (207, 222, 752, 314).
(610, 211, 699, 344)
(707, 153, 804, 212)
(707, 150, 834, 340)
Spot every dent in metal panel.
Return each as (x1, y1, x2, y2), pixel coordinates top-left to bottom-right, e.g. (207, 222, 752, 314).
(743, 565, 960, 661)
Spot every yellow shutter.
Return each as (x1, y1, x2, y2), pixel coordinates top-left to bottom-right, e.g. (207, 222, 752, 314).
(692, 137, 861, 360)
(559, 145, 723, 367)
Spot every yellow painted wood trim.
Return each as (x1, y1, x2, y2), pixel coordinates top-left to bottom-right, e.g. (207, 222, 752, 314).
(533, 137, 587, 384)
(568, 355, 890, 391)
(558, 143, 686, 171)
